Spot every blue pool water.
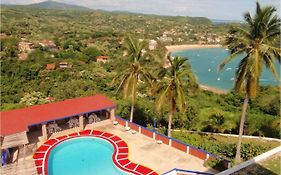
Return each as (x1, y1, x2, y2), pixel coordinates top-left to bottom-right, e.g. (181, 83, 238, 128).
(172, 48, 280, 91)
(48, 137, 129, 175)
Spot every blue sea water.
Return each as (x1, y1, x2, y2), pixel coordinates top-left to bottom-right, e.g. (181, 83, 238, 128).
(172, 48, 280, 91)
(48, 137, 129, 175)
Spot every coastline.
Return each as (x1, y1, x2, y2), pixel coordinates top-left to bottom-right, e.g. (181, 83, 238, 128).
(199, 85, 228, 95)
(165, 44, 222, 52)
(164, 44, 227, 95)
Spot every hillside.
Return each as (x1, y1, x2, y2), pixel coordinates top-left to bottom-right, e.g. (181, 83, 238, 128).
(0, 6, 223, 44)
(1, 6, 279, 142)
(25, 0, 90, 10)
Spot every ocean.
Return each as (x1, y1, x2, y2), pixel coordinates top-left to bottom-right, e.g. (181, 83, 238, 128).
(172, 48, 280, 91)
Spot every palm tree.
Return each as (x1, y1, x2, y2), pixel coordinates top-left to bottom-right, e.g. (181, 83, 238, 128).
(219, 2, 280, 164)
(156, 55, 195, 137)
(113, 36, 152, 122)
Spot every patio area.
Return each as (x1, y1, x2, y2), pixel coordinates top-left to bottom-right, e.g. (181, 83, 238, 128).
(86, 120, 216, 174)
(2, 119, 216, 175)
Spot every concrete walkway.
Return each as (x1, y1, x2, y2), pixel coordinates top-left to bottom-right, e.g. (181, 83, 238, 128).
(87, 121, 215, 174)
(10, 120, 215, 175)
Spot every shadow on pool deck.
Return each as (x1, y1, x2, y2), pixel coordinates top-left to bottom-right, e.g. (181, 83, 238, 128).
(18, 119, 216, 174)
(87, 120, 217, 174)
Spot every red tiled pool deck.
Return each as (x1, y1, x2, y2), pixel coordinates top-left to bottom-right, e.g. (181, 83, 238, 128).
(33, 129, 158, 175)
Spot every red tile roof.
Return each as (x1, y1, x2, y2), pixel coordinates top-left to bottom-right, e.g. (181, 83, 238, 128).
(96, 56, 110, 60)
(39, 40, 56, 47)
(0, 94, 115, 136)
(46, 64, 56, 70)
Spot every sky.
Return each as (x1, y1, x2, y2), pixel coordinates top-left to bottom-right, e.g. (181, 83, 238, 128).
(1, 0, 280, 20)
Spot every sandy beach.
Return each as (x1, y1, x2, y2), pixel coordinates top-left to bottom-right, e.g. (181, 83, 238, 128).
(165, 44, 222, 52)
(199, 85, 228, 95)
(165, 44, 228, 95)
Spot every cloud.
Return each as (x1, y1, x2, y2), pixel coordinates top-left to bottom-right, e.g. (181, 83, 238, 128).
(1, 0, 280, 20)
(2, 0, 45, 5)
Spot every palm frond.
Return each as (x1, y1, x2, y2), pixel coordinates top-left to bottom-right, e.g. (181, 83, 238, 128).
(222, 2, 280, 97)
(263, 53, 279, 81)
(244, 12, 253, 26)
(123, 72, 135, 99)
(156, 84, 170, 112)
(175, 79, 186, 112)
(234, 55, 249, 92)
(218, 51, 240, 71)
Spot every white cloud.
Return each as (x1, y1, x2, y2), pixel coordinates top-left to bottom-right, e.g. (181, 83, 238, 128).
(2, 0, 45, 5)
(1, 0, 280, 20)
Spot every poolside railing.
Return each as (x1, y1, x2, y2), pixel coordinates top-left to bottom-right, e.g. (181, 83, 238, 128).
(115, 116, 231, 169)
(162, 168, 215, 175)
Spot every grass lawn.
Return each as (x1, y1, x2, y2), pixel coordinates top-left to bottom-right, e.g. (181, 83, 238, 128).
(209, 134, 280, 148)
(172, 131, 280, 160)
(233, 153, 281, 175)
(260, 154, 281, 174)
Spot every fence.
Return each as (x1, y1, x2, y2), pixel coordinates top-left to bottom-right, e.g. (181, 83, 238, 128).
(162, 168, 214, 175)
(216, 146, 281, 175)
(172, 129, 281, 142)
(115, 116, 231, 169)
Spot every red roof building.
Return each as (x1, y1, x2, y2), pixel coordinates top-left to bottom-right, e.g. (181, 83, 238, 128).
(0, 94, 116, 137)
(96, 56, 110, 63)
(38, 40, 56, 48)
(46, 63, 56, 70)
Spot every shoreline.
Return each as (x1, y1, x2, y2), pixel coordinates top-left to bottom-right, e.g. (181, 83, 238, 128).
(164, 44, 227, 95)
(199, 85, 228, 95)
(165, 44, 222, 52)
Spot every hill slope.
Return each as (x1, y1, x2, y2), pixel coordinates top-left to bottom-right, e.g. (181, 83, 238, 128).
(26, 0, 90, 10)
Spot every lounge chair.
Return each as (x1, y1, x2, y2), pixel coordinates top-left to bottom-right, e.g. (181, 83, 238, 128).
(47, 124, 55, 134)
(68, 118, 79, 128)
(47, 122, 62, 134)
(88, 114, 101, 124)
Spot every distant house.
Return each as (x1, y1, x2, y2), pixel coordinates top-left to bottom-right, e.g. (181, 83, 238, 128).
(38, 40, 57, 49)
(18, 40, 34, 61)
(59, 62, 72, 68)
(96, 56, 110, 63)
(0, 33, 7, 39)
(163, 56, 175, 68)
(18, 53, 28, 61)
(163, 59, 171, 68)
(46, 64, 56, 70)
(18, 41, 33, 53)
(149, 40, 157, 50)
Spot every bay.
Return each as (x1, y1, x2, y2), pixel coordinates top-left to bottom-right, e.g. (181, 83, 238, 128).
(172, 48, 280, 91)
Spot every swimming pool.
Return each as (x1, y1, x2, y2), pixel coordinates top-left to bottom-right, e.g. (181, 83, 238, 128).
(34, 130, 158, 175)
(48, 137, 129, 175)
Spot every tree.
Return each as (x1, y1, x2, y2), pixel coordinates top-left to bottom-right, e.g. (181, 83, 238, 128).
(1, 37, 19, 58)
(20, 91, 50, 106)
(218, 2, 280, 164)
(156, 56, 194, 137)
(82, 47, 102, 62)
(113, 36, 152, 122)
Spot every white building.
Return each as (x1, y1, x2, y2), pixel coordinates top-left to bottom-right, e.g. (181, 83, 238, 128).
(149, 40, 157, 50)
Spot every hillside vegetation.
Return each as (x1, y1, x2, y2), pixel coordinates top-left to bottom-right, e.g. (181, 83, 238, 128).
(1, 6, 280, 141)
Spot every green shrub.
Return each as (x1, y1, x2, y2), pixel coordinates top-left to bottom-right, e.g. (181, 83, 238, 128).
(172, 132, 271, 162)
(204, 158, 227, 171)
(82, 47, 102, 62)
(240, 143, 267, 160)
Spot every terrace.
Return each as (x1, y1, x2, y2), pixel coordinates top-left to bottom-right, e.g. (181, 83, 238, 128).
(84, 121, 215, 174)
(1, 95, 221, 175)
